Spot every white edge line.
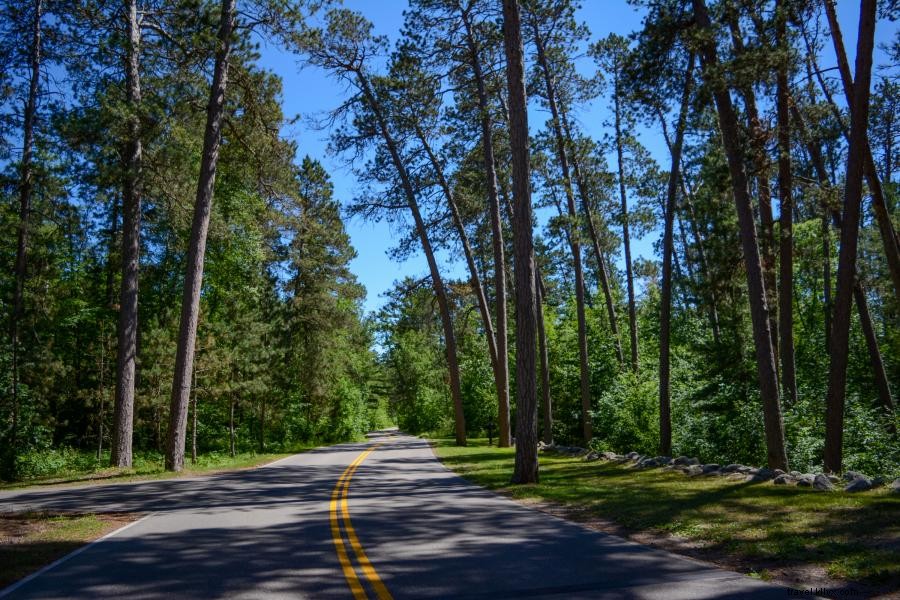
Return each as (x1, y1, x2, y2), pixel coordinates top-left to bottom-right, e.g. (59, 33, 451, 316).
(0, 512, 156, 599)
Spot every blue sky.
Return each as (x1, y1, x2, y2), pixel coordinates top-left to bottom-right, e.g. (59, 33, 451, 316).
(255, 1, 895, 316)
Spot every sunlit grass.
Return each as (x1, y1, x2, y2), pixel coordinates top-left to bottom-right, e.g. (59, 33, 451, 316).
(431, 437, 900, 584)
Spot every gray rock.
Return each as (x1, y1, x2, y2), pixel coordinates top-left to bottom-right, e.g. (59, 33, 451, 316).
(813, 474, 835, 491)
(789, 471, 802, 478)
(796, 474, 815, 487)
(600, 451, 619, 461)
(672, 456, 691, 465)
(844, 477, 873, 492)
(685, 465, 704, 476)
(656, 456, 672, 464)
(701, 464, 721, 474)
(750, 468, 776, 482)
(773, 474, 794, 485)
(737, 465, 753, 473)
(722, 464, 742, 473)
(584, 451, 600, 461)
(827, 475, 841, 484)
(638, 457, 660, 468)
(892, 478, 900, 494)
(843, 470, 864, 482)
(773, 469, 785, 476)
(625, 451, 641, 460)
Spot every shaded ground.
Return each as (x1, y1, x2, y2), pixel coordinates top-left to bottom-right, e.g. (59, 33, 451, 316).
(0, 452, 297, 492)
(0, 432, 791, 599)
(0, 512, 139, 588)
(432, 438, 900, 600)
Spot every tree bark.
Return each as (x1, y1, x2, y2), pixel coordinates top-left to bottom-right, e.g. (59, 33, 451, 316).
(356, 74, 466, 446)
(229, 399, 236, 457)
(503, 0, 539, 483)
(166, 0, 235, 472)
(8, 0, 42, 478)
(562, 110, 625, 367)
(794, 97, 895, 427)
(775, 0, 798, 406)
(612, 67, 639, 372)
(693, 0, 789, 471)
(660, 53, 694, 456)
(824, 0, 878, 474)
(822, 0, 900, 307)
(536, 271, 552, 445)
(459, 3, 511, 447)
(726, 14, 779, 368)
(112, 0, 143, 468)
(531, 17, 592, 443)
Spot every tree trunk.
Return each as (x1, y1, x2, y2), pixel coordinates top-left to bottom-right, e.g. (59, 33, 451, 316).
(794, 96, 895, 427)
(503, 0, 538, 483)
(7, 0, 42, 478)
(660, 53, 694, 457)
(536, 272, 552, 445)
(259, 397, 265, 453)
(562, 110, 625, 366)
(112, 0, 143, 468)
(612, 70, 639, 372)
(460, 4, 511, 447)
(775, 0, 797, 406)
(822, 0, 900, 306)
(531, 18, 592, 443)
(355, 74, 466, 446)
(229, 399, 236, 458)
(693, 0, 788, 471)
(413, 122, 502, 444)
(823, 0, 877, 474)
(105, 195, 120, 309)
(166, 0, 235, 472)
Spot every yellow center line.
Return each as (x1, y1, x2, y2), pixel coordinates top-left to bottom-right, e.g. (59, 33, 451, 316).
(330, 442, 394, 600)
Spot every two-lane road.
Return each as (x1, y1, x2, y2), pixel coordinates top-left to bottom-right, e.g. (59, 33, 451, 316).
(1, 432, 795, 599)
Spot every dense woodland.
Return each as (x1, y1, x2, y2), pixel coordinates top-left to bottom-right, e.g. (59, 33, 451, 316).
(1, 0, 897, 482)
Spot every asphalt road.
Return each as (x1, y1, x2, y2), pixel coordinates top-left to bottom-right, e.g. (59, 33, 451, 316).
(0, 431, 798, 599)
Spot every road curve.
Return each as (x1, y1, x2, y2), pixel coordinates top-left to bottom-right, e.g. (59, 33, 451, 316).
(1, 431, 795, 599)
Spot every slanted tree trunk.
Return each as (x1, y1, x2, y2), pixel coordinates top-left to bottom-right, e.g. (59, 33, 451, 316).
(166, 0, 236, 472)
(562, 110, 625, 367)
(413, 122, 501, 446)
(822, 0, 900, 306)
(531, 18, 592, 443)
(611, 68, 639, 372)
(8, 0, 43, 478)
(693, 0, 788, 470)
(794, 97, 895, 426)
(660, 53, 694, 456)
(112, 0, 143, 468)
(503, 0, 539, 483)
(775, 0, 798, 405)
(459, 4, 511, 447)
(355, 75, 466, 446)
(726, 14, 780, 368)
(823, 0, 878, 474)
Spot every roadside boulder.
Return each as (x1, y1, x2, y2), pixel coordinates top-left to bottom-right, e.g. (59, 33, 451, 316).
(685, 465, 703, 476)
(813, 474, 835, 491)
(722, 464, 742, 473)
(796, 474, 815, 487)
(844, 477, 873, 493)
(773, 474, 794, 485)
(892, 479, 900, 494)
(748, 468, 775, 483)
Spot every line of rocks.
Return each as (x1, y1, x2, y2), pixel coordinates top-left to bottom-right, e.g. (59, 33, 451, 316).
(537, 442, 899, 494)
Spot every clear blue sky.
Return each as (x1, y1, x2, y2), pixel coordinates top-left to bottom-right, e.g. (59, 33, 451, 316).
(255, 1, 894, 316)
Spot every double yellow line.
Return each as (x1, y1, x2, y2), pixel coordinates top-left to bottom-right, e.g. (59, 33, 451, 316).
(330, 443, 393, 600)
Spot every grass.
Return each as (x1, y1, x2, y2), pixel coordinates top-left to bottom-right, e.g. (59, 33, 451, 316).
(431, 438, 900, 591)
(0, 511, 138, 589)
(0, 449, 315, 491)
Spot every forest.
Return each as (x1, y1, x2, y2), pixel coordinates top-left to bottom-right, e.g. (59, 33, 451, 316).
(1, 0, 897, 484)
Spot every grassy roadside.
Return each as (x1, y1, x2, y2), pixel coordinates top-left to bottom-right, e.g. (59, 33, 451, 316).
(0, 450, 305, 492)
(431, 438, 900, 597)
(0, 512, 139, 589)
